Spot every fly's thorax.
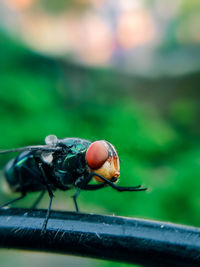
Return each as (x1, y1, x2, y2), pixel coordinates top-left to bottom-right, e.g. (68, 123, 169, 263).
(57, 138, 91, 179)
(53, 147, 89, 188)
(62, 151, 87, 174)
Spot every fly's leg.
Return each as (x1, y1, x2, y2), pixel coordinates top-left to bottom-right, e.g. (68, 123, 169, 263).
(72, 171, 146, 212)
(81, 184, 107, 190)
(31, 190, 46, 209)
(72, 184, 107, 211)
(0, 194, 26, 208)
(90, 172, 147, 192)
(72, 174, 108, 212)
(42, 194, 53, 234)
(72, 188, 81, 212)
(38, 163, 54, 234)
(72, 173, 95, 212)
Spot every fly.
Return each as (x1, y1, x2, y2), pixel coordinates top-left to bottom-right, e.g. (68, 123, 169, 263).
(0, 135, 147, 233)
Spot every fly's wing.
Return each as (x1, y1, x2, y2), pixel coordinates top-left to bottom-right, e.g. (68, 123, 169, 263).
(0, 145, 62, 154)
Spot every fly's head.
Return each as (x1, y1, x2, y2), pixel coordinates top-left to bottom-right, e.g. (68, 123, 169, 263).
(86, 140, 120, 183)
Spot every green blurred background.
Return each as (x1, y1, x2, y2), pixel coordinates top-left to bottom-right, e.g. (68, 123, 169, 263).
(0, 0, 200, 266)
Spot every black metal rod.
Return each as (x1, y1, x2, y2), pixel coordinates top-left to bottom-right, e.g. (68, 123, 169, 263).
(0, 208, 200, 266)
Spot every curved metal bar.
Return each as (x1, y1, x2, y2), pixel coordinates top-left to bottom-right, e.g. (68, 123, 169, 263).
(0, 208, 200, 266)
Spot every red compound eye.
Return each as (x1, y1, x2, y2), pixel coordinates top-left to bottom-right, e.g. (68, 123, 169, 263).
(86, 141, 109, 169)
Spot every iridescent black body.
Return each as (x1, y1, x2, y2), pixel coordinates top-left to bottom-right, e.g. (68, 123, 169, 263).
(4, 138, 91, 194)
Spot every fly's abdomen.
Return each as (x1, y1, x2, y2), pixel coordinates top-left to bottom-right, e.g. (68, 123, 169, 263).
(4, 152, 45, 193)
(4, 158, 19, 193)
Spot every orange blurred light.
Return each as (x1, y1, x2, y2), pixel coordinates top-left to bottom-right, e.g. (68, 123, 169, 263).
(117, 9, 155, 49)
(89, 0, 106, 9)
(75, 14, 113, 64)
(3, 0, 35, 10)
(19, 11, 113, 65)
